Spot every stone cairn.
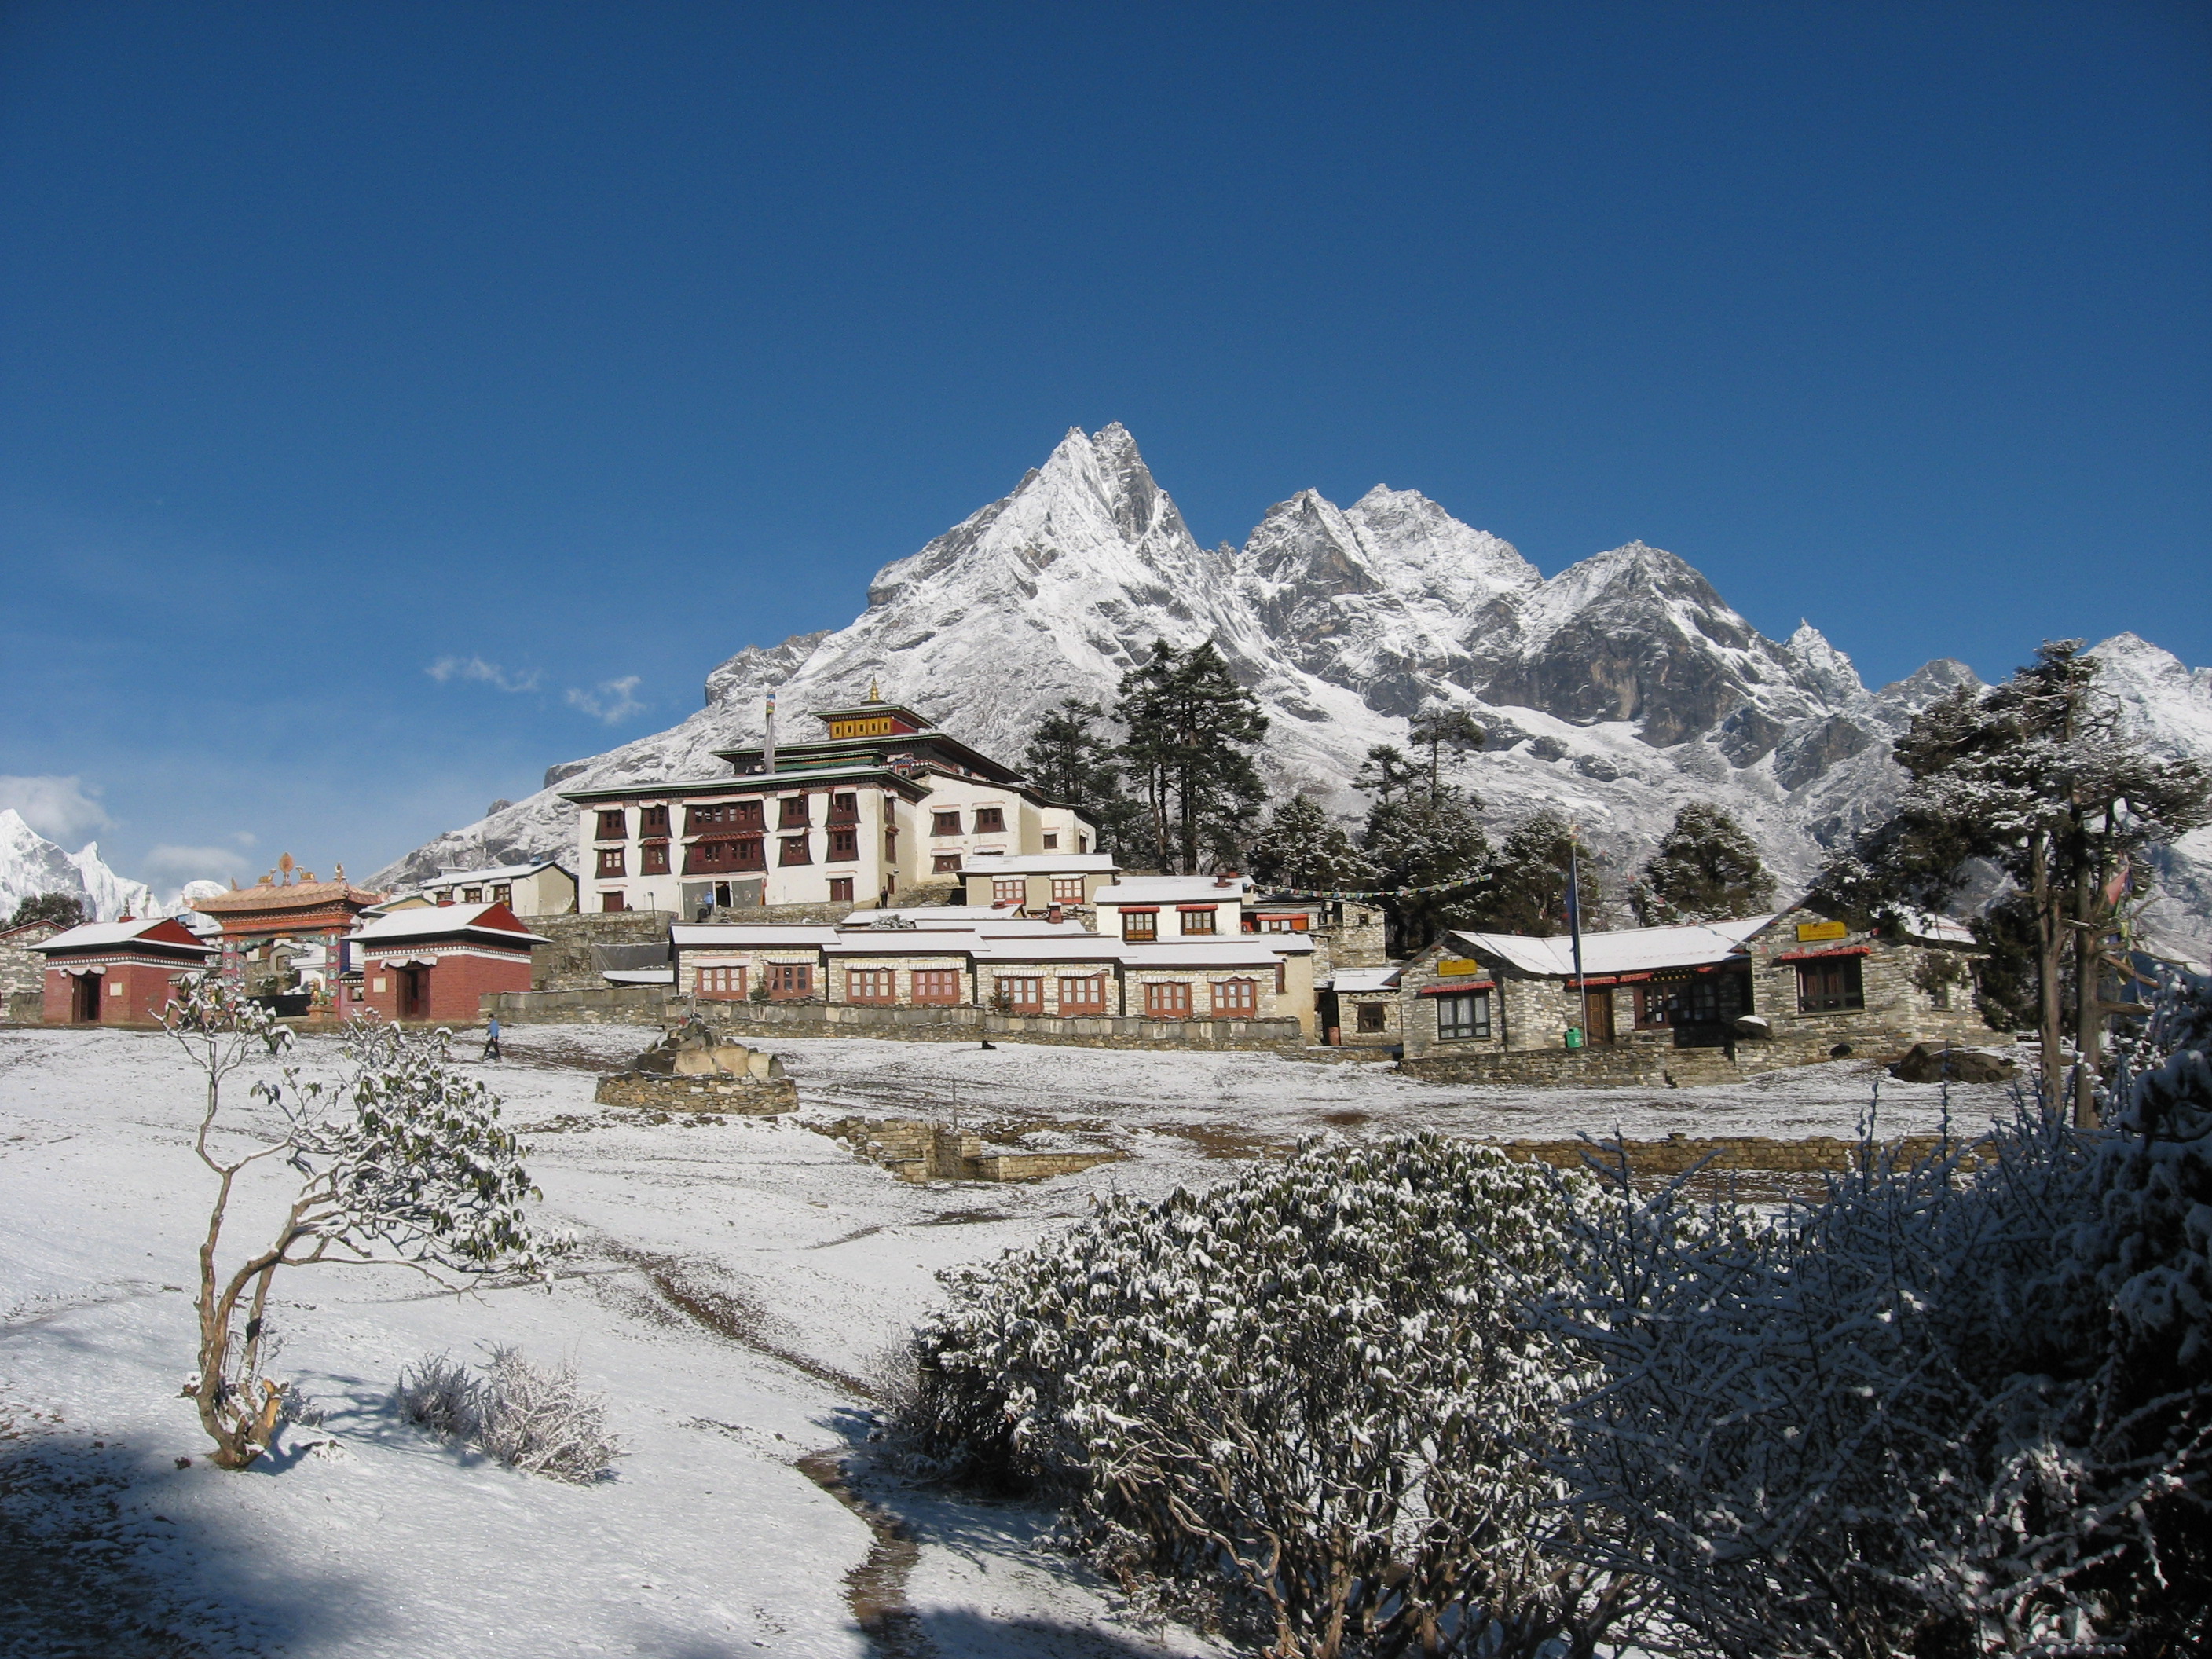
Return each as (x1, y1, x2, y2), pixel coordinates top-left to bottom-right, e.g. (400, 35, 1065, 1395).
(594, 1018, 798, 1115)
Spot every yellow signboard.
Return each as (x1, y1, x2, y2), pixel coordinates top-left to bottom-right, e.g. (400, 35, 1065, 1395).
(1796, 919, 1849, 942)
(1437, 958, 1483, 977)
(827, 716, 895, 739)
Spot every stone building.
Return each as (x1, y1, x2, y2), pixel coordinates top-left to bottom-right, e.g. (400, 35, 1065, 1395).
(34, 917, 215, 1024)
(959, 852, 1119, 913)
(352, 902, 548, 1024)
(415, 860, 577, 917)
(1091, 874, 1250, 943)
(666, 910, 1318, 1037)
(1321, 964, 1405, 1047)
(1393, 903, 1985, 1082)
(560, 692, 1098, 916)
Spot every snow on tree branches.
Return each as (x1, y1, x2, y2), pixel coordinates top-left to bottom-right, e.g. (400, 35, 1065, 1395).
(164, 980, 541, 1470)
(1628, 804, 1775, 925)
(903, 1134, 1645, 1658)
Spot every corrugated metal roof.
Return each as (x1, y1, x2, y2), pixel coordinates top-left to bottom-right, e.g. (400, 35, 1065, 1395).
(353, 903, 549, 946)
(1445, 915, 1777, 978)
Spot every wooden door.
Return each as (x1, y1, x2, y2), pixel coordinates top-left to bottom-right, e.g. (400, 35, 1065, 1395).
(1583, 987, 1615, 1046)
(73, 973, 101, 1023)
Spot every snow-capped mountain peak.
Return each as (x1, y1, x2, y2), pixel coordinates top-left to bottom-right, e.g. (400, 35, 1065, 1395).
(0, 810, 164, 923)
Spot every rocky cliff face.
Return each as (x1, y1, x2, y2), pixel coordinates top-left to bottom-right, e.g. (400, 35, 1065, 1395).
(371, 425, 2212, 960)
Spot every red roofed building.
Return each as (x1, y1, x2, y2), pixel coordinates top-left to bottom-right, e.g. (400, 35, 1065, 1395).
(192, 860, 386, 994)
(352, 902, 548, 1024)
(33, 917, 217, 1024)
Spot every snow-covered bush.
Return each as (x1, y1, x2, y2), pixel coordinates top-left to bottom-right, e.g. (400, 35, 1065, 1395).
(163, 982, 540, 1470)
(1547, 992, 2212, 1658)
(397, 1347, 620, 1485)
(906, 1133, 1641, 1658)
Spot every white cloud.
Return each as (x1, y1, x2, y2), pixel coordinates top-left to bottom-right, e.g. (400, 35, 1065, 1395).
(141, 844, 256, 888)
(0, 775, 115, 844)
(566, 676, 646, 725)
(427, 656, 542, 693)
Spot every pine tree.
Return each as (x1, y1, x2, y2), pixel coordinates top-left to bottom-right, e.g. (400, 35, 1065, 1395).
(1811, 641, 2212, 1120)
(1245, 796, 1378, 892)
(1114, 641, 1270, 874)
(1628, 804, 1776, 924)
(1020, 700, 1143, 858)
(1466, 811, 1602, 938)
(9, 892, 86, 930)
(1406, 706, 1485, 800)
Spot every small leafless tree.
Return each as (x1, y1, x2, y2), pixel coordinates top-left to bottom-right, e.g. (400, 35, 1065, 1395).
(164, 980, 540, 1469)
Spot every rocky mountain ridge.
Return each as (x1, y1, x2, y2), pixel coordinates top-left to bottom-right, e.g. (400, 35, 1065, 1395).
(373, 425, 2212, 961)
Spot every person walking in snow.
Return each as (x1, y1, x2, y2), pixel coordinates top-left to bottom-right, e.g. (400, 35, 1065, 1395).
(482, 1015, 502, 1062)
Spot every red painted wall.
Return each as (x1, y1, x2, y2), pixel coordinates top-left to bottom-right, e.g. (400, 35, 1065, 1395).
(360, 948, 533, 1025)
(42, 960, 195, 1024)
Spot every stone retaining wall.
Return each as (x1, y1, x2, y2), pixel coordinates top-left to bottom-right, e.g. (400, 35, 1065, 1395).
(816, 1117, 1125, 1183)
(1489, 1132, 1986, 1178)
(593, 1071, 797, 1114)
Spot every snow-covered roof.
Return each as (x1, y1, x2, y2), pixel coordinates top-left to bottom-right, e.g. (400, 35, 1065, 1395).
(961, 854, 1118, 876)
(669, 925, 840, 949)
(602, 967, 676, 986)
(1115, 939, 1284, 968)
(848, 907, 1090, 934)
(426, 861, 566, 885)
(1445, 916, 1777, 979)
(1326, 966, 1404, 993)
(1092, 876, 1250, 905)
(351, 903, 549, 946)
(1892, 907, 1976, 947)
(35, 917, 214, 955)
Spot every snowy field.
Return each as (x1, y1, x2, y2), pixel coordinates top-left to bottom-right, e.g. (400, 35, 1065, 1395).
(0, 1022, 2020, 1657)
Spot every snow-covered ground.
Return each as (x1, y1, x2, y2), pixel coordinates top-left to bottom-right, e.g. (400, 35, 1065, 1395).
(0, 1023, 2019, 1657)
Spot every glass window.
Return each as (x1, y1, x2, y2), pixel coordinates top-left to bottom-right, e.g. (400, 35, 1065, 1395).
(1000, 976, 1044, 1013)
(1796, 957, 1865, 1013)
(491, 884, 511, 905)
(697, 965, 746, 999)
(1179, 907, 1216, 935)
(767, 962, 812, 998)
(932, 811, 962, 836)
(912, 968, 961, 1005)
(1356, 1002, 1387, 1032)
(595, 809, 627, 840)
(1122, 910, 1157, 942)
(639, 804, 670, 837)
(848, 967, 895, 1003)
(1051, 877, 1086, 903)
(973, 807, 1005, 833)
(993, 879, 1027, 905)
(778, 796, 811, 828)
(1211, 978, 1256, 1016)
(827, 828, 858, 861)
(1059, 976, 1108, 1013)
(1436, 991, 1491, 1041)
(596, 848, 626, 877)
(1041, 833, 1059, 850)
(932, 854, 961, 873)
(779, 835, 811, 866)
(1144, 980, 1193, 1017)
(640, 843, 671, 874)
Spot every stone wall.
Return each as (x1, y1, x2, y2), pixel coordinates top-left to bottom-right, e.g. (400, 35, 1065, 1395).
(528, 912, 677, 991)
(0, 942, 46, 998)
(482, 983, 1306, 1050)
(4, 990, 42, 1024)
(816, 1116, 1125, 1183)
(1743, 907, 1990, 1065)
(593, 1071, 797, 1115)
(1489, 1131, 1987, 1179)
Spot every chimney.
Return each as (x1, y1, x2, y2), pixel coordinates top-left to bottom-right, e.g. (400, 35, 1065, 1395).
(763, 690, 778, 776)
(1046, 904, 1064, 925)
(117, 913, 134, 924)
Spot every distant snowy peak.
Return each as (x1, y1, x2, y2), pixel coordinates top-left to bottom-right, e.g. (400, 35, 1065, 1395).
(0, 811, 162, 923)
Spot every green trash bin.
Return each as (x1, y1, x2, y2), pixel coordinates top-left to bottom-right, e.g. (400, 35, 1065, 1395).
(1564, 1026, 1584, 1051)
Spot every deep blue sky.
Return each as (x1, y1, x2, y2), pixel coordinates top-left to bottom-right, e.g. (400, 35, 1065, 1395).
(2, 2, 2207, 890)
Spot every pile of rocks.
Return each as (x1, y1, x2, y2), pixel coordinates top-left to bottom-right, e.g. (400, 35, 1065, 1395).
(594, 1019, 798, 1114)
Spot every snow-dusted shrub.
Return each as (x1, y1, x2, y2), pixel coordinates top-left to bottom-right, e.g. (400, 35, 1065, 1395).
(1547, 987, 2212, 1659)
(397, 1347, 620, 1485)
(164, 982, 540, 1470)
(907, 1133, 1641, 1658)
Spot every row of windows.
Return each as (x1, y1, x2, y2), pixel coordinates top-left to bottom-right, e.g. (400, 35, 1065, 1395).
(598, 793, 869, 843)
(690, 965, 1262, 1015)
(599, 876, 857, 914)
(991, 877, 1089, 905)
(1119, 909, 1215, 940)
(1423, 961, 1868, 1042)
(599, 827, 871, 878)
(434, 882, 513, 906)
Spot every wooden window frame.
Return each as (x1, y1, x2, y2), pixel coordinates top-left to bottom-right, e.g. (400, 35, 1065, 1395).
(1211, 977, 1257, 1016)
(1050, 877, 1085, 903)
(911, 967, 963, 1006)
(461, 887, 482, 903)
(992, 879, 1027, 905)
(778, 795, 811, 830)
(1144, 980, 1193, 1018)
(972, 806, 1005, 833)
(829, 793, 859, 823)
(639, 842, 671, 875)
(766, 961, 813, 999)
(1058, 976, 1108, 1013)
(1796, 957, 1865, 1013)
(931, 811, 962, 837)
(1179, 906, 1217, 936)
(639, 804, 671, 837)
(595, 847, 626, 877)
(1041, 833, 1059, 850)
(932, 854, 961, 873)
(847, 967, 895, 1004)
(595, 809, 627, 841)
(1000, 976, 1044, 1014)
(827, 826, 859, 862)
(779, 834, 812, 866)
(1121, 910, 1158, 942)
(828, 877, 854, 903)
(696, 965, 747, 1000)
(601, 892, 627, 913)
(1356, 1002, 1388, 1033)
(491, 884, 512, 905)
(1435, 991, 1492, 1042)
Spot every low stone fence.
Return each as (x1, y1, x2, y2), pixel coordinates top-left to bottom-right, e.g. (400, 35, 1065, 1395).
(482, 985, 1305, 1051)
(818, 1117, 1126, 1184)
(1489, 1131, 1987, 1182)
(4, 990, 43, 1024)
(594, 1071, 797, 1115)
